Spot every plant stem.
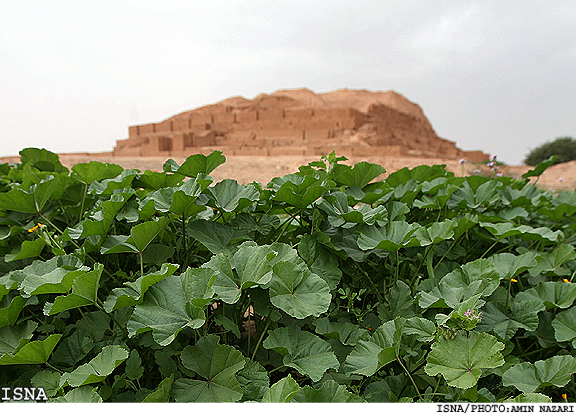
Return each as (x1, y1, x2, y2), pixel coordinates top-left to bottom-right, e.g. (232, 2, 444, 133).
(78, 182, 88, 225)
(505, 277, 512, 311)
(181, 213, 188, 270)
(432, 376, 442, 401)
(480, 240, 499, 259)
(45, 361, 64, 374)
(273, 216, 297, 243)
(267, 365, 286, 375)
(393, 250, 400, 286)
(433, 238, 458, 272)
(413, 245, 431, 278)
(519, 346, 551, 359)
(95, 300, 130, 338)
(354, 263, 383, 302)
(426, 247, 436, 280)
(397, 356, 423, 401)
(251, 313, 272, 361)
(78, 307, 96, 341)
(139, 251, 144, 278)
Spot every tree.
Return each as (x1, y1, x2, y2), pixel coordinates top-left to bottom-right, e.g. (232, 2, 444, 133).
(523, 136, 576, 166)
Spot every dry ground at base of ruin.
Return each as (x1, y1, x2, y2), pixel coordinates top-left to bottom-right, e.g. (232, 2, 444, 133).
(1, 153, 575, 192)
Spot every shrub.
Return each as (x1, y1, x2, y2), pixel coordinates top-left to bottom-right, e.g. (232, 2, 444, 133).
(524, 136, 576, 166)
(1, 148, 576, 403)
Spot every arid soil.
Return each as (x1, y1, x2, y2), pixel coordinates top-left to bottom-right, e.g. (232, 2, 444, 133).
(2, 153, 574, 192)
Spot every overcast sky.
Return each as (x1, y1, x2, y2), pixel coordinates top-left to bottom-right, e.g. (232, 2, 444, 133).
(1, 1, 575, 165)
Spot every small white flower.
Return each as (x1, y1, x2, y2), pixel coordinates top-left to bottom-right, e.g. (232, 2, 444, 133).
(558, 177, 564, 182)
(459, 158, 466, 165)
(490, 154, 497, 161)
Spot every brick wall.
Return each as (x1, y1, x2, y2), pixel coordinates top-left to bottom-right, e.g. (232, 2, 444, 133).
(116, 98, 480, 160)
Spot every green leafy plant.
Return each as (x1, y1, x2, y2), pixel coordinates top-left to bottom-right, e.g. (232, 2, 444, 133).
(0, 148, 575, 402)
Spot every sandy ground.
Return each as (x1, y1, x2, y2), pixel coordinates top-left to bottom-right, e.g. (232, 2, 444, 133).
(1, 153, 575, 192)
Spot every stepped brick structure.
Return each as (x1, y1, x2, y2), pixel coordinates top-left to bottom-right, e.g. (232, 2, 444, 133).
(113, 88, 489, 162)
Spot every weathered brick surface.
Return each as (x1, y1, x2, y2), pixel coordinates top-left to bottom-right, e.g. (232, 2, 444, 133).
(113, 88, 488, 161)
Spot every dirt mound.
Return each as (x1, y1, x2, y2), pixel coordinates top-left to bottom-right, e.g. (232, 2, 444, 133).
(269, 88, 328, 108)
(537, 160, 576, 190)
(239, 87, 424, 118)
(321, 89, 425, 118)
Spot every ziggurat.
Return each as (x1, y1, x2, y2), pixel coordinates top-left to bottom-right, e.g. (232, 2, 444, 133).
(114, 88, 488, 162)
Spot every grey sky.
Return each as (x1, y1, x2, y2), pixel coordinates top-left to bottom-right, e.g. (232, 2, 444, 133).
(1, 1, 575, 165)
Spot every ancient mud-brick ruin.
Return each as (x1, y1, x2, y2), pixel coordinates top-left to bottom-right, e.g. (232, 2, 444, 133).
(114, 88, 489, 162)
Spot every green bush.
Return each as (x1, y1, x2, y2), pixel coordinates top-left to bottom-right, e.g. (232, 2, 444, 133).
(1, 148, 576, 403)
(524, 136, 576, 166)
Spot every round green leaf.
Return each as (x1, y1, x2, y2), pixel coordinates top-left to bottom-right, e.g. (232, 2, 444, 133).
(404, 317, 437, 343)
(5, 238, 47, 262)
(270, 174, 330, 209)
(59, 345, 129, 387)
(203, 242, 276, 304)
(236, 360, 269, 402)
(142, 374, 174, 402)
(0, 293, 27, 328)
(0, 333, 62, 365)
(174, 334, 246, 402)
(31, 370, 62, 398)
(19, 147, 67, 172)
(0, 187, 39, 214)
(208, 179, 260, 212)
(477, 300, 544, 340)
(50, 386, 103, 403)
(101, 217, 168, 254)
(103, 263, 179, 312)
(342, 318, 405, 377)
(292, 380, 364, 402)
(357, 221, 421, 251)
(188, 220, 247, 255)
(263, 325, 338, 382)
(172, 151, 226, 177)
(552, 306, 576, 347)
(71, 161, 124, 184)
(231, 241, 275, 289)
(268, 261, 331, 319)
(261, 374, 300, 403)
(516, 281, 576, 309)
(505, 393, 552, 403)
(43, 264, 104, 315)
(127, 275, 205, 346)
(49, 329, 94, 370)
(0, 321, 36, 355)
(330, 161, 386, 189)
(181, 266, 218, 309)
(424, 331, 505, 389)
(502, 355, 576, 394)
(10, 255, 88, 296)
(313, 317, 369, 346)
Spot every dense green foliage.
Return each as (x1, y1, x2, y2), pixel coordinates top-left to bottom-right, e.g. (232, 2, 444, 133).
(524, 136, 576, 166)
(1, 148, 575, 403)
